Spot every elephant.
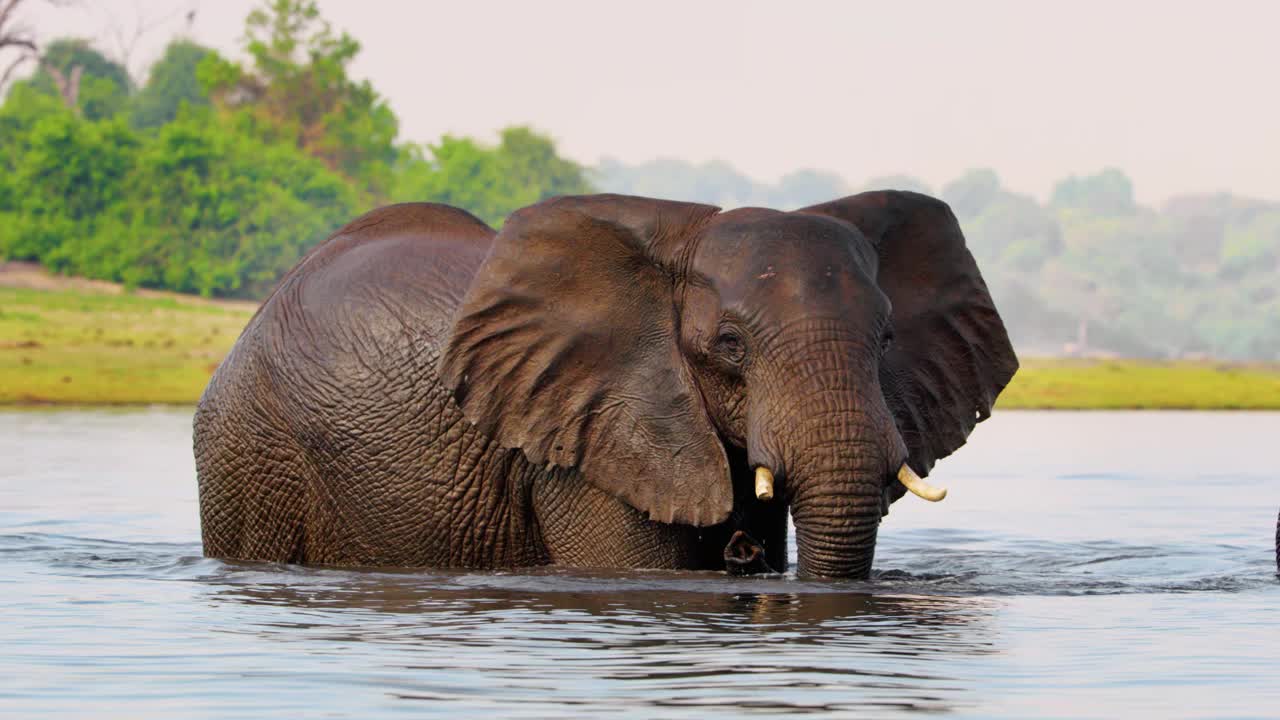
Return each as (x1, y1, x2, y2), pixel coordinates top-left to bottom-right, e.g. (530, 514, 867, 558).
(193, 191, 1018, 578)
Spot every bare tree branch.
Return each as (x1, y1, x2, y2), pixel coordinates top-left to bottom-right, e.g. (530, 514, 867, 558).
(0, 50, 30, 87)
(0, 35, 35, 54)
(0, 0, 35, 92)
(0, 0, 26, 36)
(42, 59, 80, 112)
(0, 0, 84, 92)
(100, 0, 193, 82)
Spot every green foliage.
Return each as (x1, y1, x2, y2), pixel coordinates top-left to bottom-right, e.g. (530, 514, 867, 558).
(202, 0, 399, 195)
(110, 112, 359, 297)
(393, 137, 505, 225)
(1050, 167, 1136, 216)
(593, 157, 847, 209)
(941, 168, 1001, 219)
(0, 102, 357, 297)
(970, 169, 1279, 361)
(495, 127, 595, 208)
(130, 40, 211, 129)
(962, 186, 1062, 272)
(1220, 209, 1280, 276)
(1, 3, 593, 299)
(391, 127, 593, 226)
(24, 38, 131, 120)
(0, 107, 136, 262)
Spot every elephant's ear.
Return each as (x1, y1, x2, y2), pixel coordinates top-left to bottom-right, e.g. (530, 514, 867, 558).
(439, 194, 732, 526)
(800, 191, 1018, 476)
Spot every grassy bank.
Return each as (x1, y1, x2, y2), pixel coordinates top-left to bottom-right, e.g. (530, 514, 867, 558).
(0, 284, 254, 405)
(1000, 358, 1280, 409)
(3, 281, 1279, 409)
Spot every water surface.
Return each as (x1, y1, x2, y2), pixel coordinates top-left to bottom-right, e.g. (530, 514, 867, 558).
(2, 410, 1277, 717)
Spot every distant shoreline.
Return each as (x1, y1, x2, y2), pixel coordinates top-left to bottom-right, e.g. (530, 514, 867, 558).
(4, 266, 1279, 410)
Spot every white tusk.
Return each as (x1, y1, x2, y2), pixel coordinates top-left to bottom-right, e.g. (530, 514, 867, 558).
(755, 467, 775, 501)
(898, 464, 947, 502)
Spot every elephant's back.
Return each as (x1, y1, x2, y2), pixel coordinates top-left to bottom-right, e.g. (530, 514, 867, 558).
(206, 201, 496, 424)
(244, 202, 494, 357)
(264, 202, 493, 324)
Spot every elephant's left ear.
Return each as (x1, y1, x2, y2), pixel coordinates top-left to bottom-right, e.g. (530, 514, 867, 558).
(800, 191, 1018, 476)
(439, 194, 733, 527)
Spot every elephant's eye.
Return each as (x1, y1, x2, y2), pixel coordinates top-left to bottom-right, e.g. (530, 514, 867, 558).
(881, 327, 895, 354)
(715, 330, 746, 365)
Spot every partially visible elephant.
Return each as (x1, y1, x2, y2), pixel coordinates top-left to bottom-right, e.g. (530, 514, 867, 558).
(194, 191, 1017, 578)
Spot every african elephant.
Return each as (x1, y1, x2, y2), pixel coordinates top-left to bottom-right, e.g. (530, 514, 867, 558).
(194, 191, 1017, 578)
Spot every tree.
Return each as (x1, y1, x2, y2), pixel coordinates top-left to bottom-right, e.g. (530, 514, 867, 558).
(772, 169, 848, 208)
(111, 112, 358, 296)
(393, 126, 594, 227)
(1050, 167, 1136, 216)
(394, 136, 507, 225)
(1219, 208, 1280, 278)
(494, 126, 593, 208)
(941, 168, 1001, 219)
(0, 106, 137, 262)
(593, 157, 844, 208)
(965, 191, 1063, 271)
(0, 102, 359, 297)
(25, 38, 131, 119)
(0, 0, 66, 91)
(130, 39, 210, 129)
(200, 0, 398, 193)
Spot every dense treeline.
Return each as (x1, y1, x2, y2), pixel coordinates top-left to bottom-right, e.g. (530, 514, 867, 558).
(595, 162, 1280, 361)
(0, 1, 590, 298)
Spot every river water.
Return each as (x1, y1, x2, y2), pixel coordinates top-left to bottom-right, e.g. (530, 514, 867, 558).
(1, 409, 1277, 718)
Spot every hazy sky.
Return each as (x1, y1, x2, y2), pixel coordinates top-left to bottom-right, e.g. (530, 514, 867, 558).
(22, 0, 1280, 204)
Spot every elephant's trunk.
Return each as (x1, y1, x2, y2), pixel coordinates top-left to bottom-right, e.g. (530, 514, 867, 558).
(751, 336, 905, 579)
(789, 462, 887, 578)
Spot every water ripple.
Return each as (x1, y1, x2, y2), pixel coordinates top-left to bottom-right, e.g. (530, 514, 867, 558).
(1, 530, 1272, 597)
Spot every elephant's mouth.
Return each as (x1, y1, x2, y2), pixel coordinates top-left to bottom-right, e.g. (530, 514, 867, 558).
(716, 430, 947, 576)
(720, 436, 945, 511)
(721, 427, 952, 573)
(721, 439, 770, 505)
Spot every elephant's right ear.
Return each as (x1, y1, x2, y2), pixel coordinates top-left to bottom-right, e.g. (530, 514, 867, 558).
(800, 191, 1018, 478)
(439, 195, 733, 527)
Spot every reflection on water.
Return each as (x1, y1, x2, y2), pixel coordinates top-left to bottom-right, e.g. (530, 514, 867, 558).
(1, 409, 1278, 718)
(205, 568, 998, 715)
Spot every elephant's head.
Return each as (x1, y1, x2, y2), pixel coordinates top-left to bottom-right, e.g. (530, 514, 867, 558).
(440, 192, 1017, 578)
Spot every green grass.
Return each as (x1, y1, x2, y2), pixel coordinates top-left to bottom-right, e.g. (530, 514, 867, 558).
(0, 286, 254, 405)
(997, 358, 1280, 410)
(3, 285, 1280, 409)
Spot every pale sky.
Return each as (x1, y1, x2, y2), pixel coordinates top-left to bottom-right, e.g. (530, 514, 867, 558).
(21, 0, 1280, 204)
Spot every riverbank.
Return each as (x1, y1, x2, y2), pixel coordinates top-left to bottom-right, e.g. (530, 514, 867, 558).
(0, 266, 255, 406)
(996, 357, 1280, 409)
(3, 271, 1279, 409)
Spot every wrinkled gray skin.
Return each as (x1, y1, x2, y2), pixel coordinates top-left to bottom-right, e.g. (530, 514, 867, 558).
(195, 192, 1018, 578)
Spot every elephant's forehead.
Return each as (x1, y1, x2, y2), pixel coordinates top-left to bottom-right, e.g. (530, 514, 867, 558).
(694, 211, 885, 319)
